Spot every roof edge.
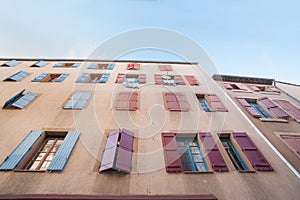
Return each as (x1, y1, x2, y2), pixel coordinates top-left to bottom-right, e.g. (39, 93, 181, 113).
(212, 74, 275, 85)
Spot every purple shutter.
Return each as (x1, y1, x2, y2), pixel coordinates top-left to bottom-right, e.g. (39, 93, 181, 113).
(199, 132, 228, 172)
(232, 132, 273, 171)
(269, 107, 289, 118)
(280, 135, 300, 154)
(248, 85, 261, 92)
(274, 100, 300, 121)
(115, 129, 134, 172)
(119, 129, 134, 151)
(236, 97, 261, 118)
(258, 97, 277, 108)
(223, 83, 233, 90)
(269, 87, 281, 93)
(205, 94, 227, 112)
(99, 130, 120, 172)
(236, 83, 248, 90)
(161, 133, 183, 172)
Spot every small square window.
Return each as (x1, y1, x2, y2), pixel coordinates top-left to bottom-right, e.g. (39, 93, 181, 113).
(88, 63, 115, 70)
(32, 73, 69, 82)
(76, 73, 110, 83)
(54, 62, 81, 68)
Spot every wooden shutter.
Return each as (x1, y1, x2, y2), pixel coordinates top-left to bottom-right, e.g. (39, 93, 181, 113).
(248, 85, 261, 92)
(280, 135, 300, 154)
(47, 130, 80, 171)
(138, 74, 146, 84)
(236, 83, 248, 90)
(273, 99, 300, 121)
(258, 97, 277, 108)
(115, 73, 125, 84)
(223, 83, 233, 90)
(174, 75, 185, 85)
(154, 74, 162, 85)
(115, 92, 138, 110)
(165, 93, 189, 111)
(236, 97, 261, 118)
(258, 97, 289, 118)
(205, 94, 228, 112)
(161, 133, 183, 172)
(232, 132, 273, 171)
(0, 130, 44, 171)
(185, 75, 199, 86)
(115, 129, 134, 172)
(199, 132, 228, 172)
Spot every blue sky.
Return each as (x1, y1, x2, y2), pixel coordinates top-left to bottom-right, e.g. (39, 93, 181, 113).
(0, 0, 299, 83)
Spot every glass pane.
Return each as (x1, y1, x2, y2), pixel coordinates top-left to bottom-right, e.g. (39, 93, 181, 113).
(28, 161, 40, 170)
(45, 153, 56, 161)
(195, 163, 207, 172)
(35, 152, 46, 161)
(40, 161, 50, 171)
(192, 154, 203, 162)
(190, 146, 200, 154)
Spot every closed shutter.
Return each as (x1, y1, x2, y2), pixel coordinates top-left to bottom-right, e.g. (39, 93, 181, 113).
(0, 130, 44, 170)
(32, 73, 49, 82)
(47, 130, 80, 171)
(232, 132, 273, 171)
(115, 129, 134, 172)
(205, 94, 227, 112)
(138, 74, 146, 84)
(115, 92, 138, 110)
(236, 97, 261, 118)
(174, 75, 185, 85)
(3, 89, 25, 108)
(76, 73, 89, 83)
(107, 63, 115, 70)
(64, 91, 92, 109)
(280, 135, 300, 154)
(158, 65, 172, 71)
(154, 74, 163, 85)
(165, 93, 189, 111)
(99, 130, 119, 172)
(161, 133, 183, 172)
(199, 132, 228, 172)
(274, 100, 300, 121)
(115, 73, 125, 84)
(54, 62, 63, 67)
(12, 92, 38, 109)
(55, 73, 69, 82)
(185, 75, 199, 86)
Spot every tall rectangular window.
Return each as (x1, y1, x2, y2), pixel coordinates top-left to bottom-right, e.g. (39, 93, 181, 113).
(249, 102, 273, 118)
(219, 134, 248, 171)
(176, 135, 208, 172)
(196, 94, 212, 112)
(32, 73, 69, 83)
(54, 62, 81, 68)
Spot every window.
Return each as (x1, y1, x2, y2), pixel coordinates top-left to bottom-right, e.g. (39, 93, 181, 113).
(0, 130, 80, 171)
(4, 71, 29, 82)
(154, 74, 185, 85)
(176, 135, 208, 172)
(199, 94, 228, 112)
(219, 134, 248, 171)
(99, 129, 134, 173)
(185, 75, 199, 86)
(87, 63, 115, 70)
(115, 74, 146, 88)
(76, 73, 110, 83)
(273, 99, 300, 121)
(3, 89, 38, 109)
(164, 92, 189, 111)
(280, 135, 300, 155)
(115, 92, 138, 111)
(196, 94, 212, 112)
(54, 62, 81, 68)
(127, 63, 140, 70)
(199, 132, 229, 172)
(1, 60, 20, 67)
(158, 65, 173, 71)
(32, 73, 69, 82)
(64, 91, 92, 109)
(31, 60, 47, 67)
(232, 132, 273, 171)
(249, 102, 273, 118)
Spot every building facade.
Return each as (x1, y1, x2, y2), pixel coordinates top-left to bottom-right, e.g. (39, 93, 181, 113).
(0, 58, 299, 200)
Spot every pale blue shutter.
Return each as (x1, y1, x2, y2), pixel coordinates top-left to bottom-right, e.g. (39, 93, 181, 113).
(55, 73, 69, 82)
(54, 62, 63, 67)
(6, 71, 29, 81)
(32, 73, 49, 82)
(12, 92, 38, 109)
(0, 130, 44, 170)
(47, 130, 80, 171)
(32, 60, 47, 67)
(76, 73, 89, 83)
(1, 60, 20, 67)
(3, 89, 25, 108)
(107, 63, 115, 70)
(87, 63, 96, 69)
(98, 73, 110, 83)
(72, 63, 81, 68)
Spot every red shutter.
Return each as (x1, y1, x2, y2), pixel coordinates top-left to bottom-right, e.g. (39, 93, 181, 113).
(274, 100, 300, 121)
(269, 107, 289, 118)
(99, 130, 119, 172)
(154, 74, 162, 85)
(258, 97, 277, 108)
(205, 94, 227, 112)
(185, 75, 199, 86)
(159, 65, 172, 71)
(223, 83, 233, 90)
(115, 129, 134, 172)
(268, 86, 281, 93)
(174, 75, 185, 85)
(199, 132, 228, 172)
(115, 92, 138, 111)
(115, 73, 125, 83)
(280, 135, 300, 154)
(236, 97, 261, 118)
(127, 63, 140, 70)
(161, 133, 183, 172)
(232, 132, 273, 171)
(248, 85, 261, 92)
(165, 93, 189, 111)
(138, 74, 146, 84)
(236, 83, 248, 90)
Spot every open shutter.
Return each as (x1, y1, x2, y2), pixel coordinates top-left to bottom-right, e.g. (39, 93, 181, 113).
(0, 130, 44, 171)
(99, 130, 119, 172)
(199, 132, 228, 172)
(236, 97, 261, 118)
(236, 83, 248, 90)
(115, 129, 134, 172)
(205, 94, 227, 112)
(161, 133, 183, 172)
(154, 74, 162, 85)
(232, 132, 273, 171)
(107, 63, 115, 70)
(280, 135, 300, 154)
(268, 87, 281, 93)
(76, 73, 89, 83)
(258, 97, 289, 118)
(248, 85, 261, 92)
(32, 60, 47, 67)
(138, 74, 146, 84)
(32, 73, 49, 82)
(185, 75, 199, 86)
(12, 92, 38, 109)
(258, 97, 277, 108)
(54, 62, 63, 67)
(174, 75, 185, 85)
(47, 130, 80, 171)
(3, 89, 25, 108)
(6, 71, 29, 82)
(72, 63, 81, 68)
(1, 60, 20, 67)
(115, 73, 125, 84)
(222, 83, 233, 90)
(99, 73, 110, 83)
(274, 100, 300, 121)
(55, 73, 69, 82)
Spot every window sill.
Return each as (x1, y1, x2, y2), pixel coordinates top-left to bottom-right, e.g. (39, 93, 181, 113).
(259, 92, 280, 95)
(183, 171, 213, 174)
(14, 169, 46, 173)
(238, 170, 256, 173)
(259, 118, 288, 123)
(231, 89, 253, 93)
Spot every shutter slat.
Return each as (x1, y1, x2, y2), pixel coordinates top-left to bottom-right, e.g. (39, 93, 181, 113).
(161, 133, 183, 172)
(0, 130, 44, 170)
(199, 132, 228, 172)
(47, 130, 80, 171)
(233, 132, 273, 171)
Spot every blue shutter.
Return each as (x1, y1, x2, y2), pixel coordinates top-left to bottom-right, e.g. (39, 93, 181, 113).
(98, 73, 110, 83)
(1, 60, 20, 67)
(6, 71, 29, 82)
(76, 73, 89, 83)
(47, 130, 80, 171)
(32, 60, 47, 67)
(72, 63, 81, 68)
(107, 63, 115, 70)
(87, 63, 96, 69)
(12, 92, 38, 109)
(32, 73, 49, 82)
(0, 130, 44, 170)
(3, 89, 25, 108)
(55, 73, 69, 82)
(54, 62, 63, 67)
(64, 91, 91, 109)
